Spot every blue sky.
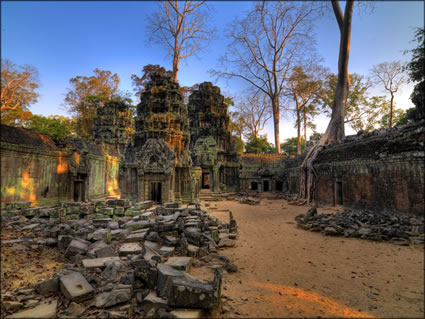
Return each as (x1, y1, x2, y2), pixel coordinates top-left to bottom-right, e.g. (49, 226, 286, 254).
(2, 1, 424, 141)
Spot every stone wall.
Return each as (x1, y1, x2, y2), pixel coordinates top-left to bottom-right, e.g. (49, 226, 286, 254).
(1, 125, 121, 207)
(279, 121, 425, 215)
(240, 154, 287, 193)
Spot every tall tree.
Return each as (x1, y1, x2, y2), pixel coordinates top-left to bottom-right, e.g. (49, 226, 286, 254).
(235, 91, 272, 139)
(211, 1, 317, 153)
(404, 27, 424, 121)
(64, 69, 121, 139)
(320, 73, 391, 132)
(300, 0, 355, 203)
(285, 65, 325, 154)
(370, 61, 407, 128)
(1, 59, 39, 125)
(147, 1, 215, 82)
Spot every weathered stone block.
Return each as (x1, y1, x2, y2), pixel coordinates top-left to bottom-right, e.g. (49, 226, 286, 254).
(167, 268, 222, 309)
(59, 272, 95, 302)
(34, 277, 59, 296)
(64, 239, 88, 259)
(156, 264, 184, 297)
(119, 243, 142, 256)
(82, 257, 121, 269)
(165, 257, 192, 271)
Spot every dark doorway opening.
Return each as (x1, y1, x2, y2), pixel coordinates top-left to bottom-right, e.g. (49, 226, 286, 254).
(151, 182, 162, 203)
(263, 180, 270, 192)
(335, 180, 343, 205)
(202, 173, 210, 189)
(73, 173, 87, 202)
(276, 181, 283, 192)
(131, 168, 138, 198)
(251, 182, 258, 191)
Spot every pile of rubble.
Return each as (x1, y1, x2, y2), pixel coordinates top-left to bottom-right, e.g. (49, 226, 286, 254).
(1, 199, 238, 318)
(239, 196, 260, 205)
(295, 207, 424, 246)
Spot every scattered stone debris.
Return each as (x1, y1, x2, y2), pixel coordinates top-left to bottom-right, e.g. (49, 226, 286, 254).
(1, 200, 237, 318)
(239, 196, 261, 205)
(295, 206, 424, 245)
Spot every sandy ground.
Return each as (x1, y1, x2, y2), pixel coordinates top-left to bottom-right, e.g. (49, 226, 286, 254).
(205, 199, 424, 318)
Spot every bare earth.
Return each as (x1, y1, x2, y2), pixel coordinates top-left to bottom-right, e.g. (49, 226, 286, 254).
(205, 199, 424, 318)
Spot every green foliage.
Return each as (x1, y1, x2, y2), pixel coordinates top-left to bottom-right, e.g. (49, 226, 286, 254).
(244, 135, 275, 154)
(394, 107, 415, 126)
(232, 136, 244, 154)
(378, 108, 406, 129)
(224, 97, 234, 108)
(320, 73, 398, 132)
(404, 28, 424, 83)
(1, 59, 39, 126)
(280, 137, 305, 156)
(25, 115, 75, 139)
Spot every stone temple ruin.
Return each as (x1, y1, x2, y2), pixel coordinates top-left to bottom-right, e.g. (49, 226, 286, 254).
(1, 71, 424, 212)
(0, 72, 424, 317)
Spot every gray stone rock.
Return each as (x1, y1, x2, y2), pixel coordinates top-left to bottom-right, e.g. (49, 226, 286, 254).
(159, 246, 175, 256)
(6, 301, 57, 319)
(64, 239, 88, 259)
(157, 264, 185, 297)
(119, 243, 142, 256)
(165, 257, 192, 271)
(66, 302, 85, 317)
(2, 301, 23, 312)
(170, 309, 203, 319)
(59, 272, 95, 302)
(95, 246, 118, 258)
(34, 277, 59, 296)
(141, 291, 169, 314)
(103, 285, 132, 308)
(133, 259, 158, 289)
(82, 257, 121, 269)
(167, 268, 223, 309)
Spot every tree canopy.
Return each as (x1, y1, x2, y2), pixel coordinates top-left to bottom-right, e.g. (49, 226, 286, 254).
(24, 115, 75, 139)
(64, 69, 127, 139)
(280, 137, 306, 156)
(1, 59, 39, 125)
(244, 135, 275, 154)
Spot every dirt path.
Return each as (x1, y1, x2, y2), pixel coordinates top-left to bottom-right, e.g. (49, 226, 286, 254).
(206, 199, 424, 318)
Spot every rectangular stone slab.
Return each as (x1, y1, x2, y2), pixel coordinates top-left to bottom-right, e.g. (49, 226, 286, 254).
(82, 257, 121, 269)
(59, 272, 95, 302)
(165, 257, 193, 272)
(119, 243, 142, 256)
(6, 301, 57, 319)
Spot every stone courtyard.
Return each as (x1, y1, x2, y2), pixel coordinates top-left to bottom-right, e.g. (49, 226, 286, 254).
(1, 71, 424, 318)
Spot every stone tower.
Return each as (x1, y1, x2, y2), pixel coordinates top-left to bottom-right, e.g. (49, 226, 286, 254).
(92, 100, 132, 155)
(188, 82, 239, 192)
(120, 73, 193, 203)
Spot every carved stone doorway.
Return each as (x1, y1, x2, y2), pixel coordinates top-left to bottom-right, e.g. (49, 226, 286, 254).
(73, 173, 87, 202)
(263, 180, 270, 192)
(202, 172, 210, 189)
(150, 182, 162, 203)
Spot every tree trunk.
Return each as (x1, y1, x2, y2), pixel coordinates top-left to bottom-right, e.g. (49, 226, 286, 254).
(272, 95, 281, 153)
(389, 92, 394, 128)
(296, 101, 302, 155)
(321, 0, 353, 145)
(299, 0, 354, 203)
(172, 54, 179, 83)
(303, 110, 307, 143)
